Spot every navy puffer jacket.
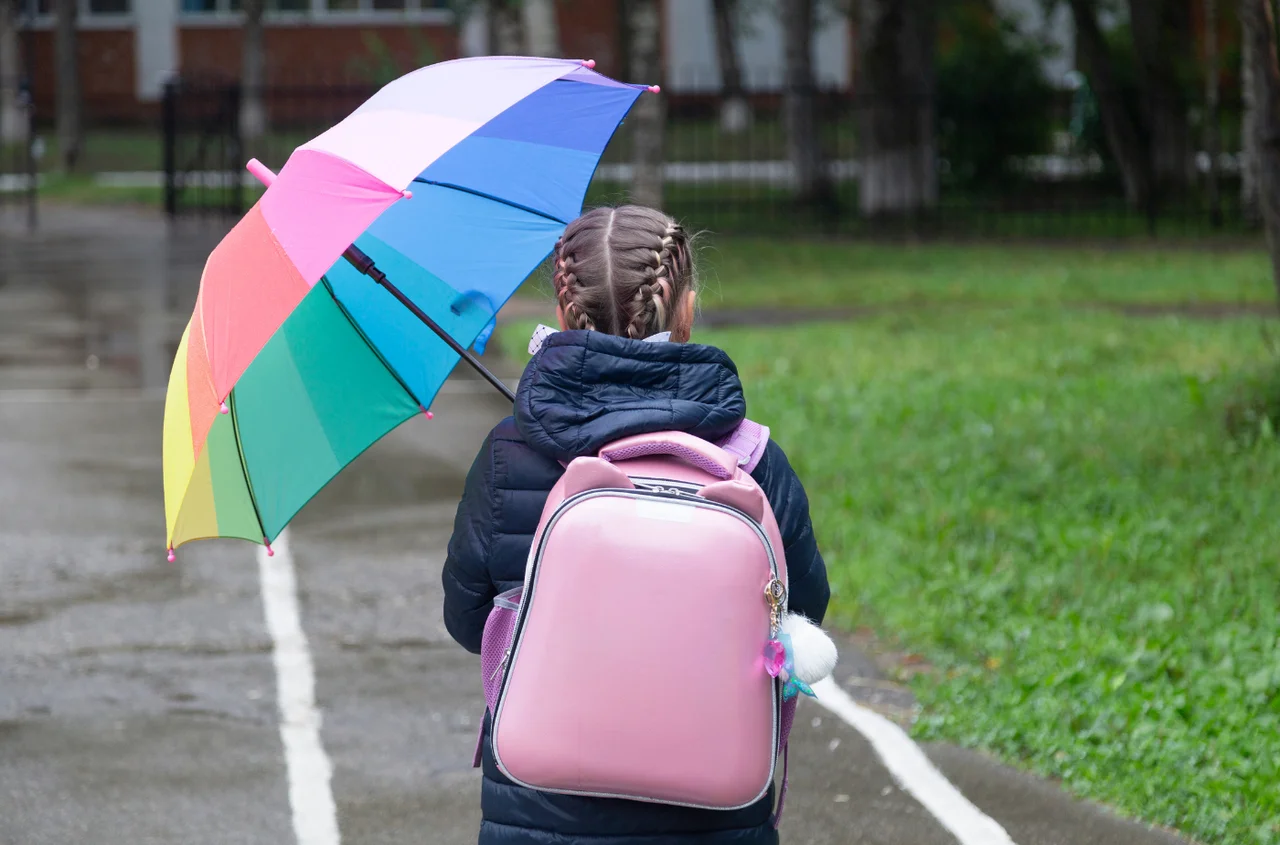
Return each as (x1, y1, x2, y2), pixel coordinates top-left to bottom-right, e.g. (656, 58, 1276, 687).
(443, 330, 830, 845)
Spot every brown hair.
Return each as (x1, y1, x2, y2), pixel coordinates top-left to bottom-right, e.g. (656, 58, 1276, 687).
(552, 205, 696, 340)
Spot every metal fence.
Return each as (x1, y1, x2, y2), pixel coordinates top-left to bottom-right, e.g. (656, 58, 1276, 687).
(161, 75, 245, 218)
(159, 75, 1259, 240)
(161, 75, 382, 216)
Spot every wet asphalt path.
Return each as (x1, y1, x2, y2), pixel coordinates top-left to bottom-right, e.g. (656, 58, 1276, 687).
(0, 206, 1194, 844)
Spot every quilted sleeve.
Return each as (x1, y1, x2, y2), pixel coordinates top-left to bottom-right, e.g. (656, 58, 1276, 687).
(442, 428, 500, 655)
(751, 439, 831, 625)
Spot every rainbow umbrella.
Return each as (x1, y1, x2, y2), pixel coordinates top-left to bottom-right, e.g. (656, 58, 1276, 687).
(162, 56, 654, 560)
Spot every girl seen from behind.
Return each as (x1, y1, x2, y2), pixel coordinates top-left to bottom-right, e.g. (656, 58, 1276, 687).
(443, 204, 831, 845)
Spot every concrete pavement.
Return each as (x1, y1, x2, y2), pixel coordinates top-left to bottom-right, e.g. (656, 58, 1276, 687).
(0, 205, 1193, 844)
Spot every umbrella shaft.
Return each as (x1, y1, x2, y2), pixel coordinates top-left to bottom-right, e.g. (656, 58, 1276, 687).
(341, 246, 517, 404)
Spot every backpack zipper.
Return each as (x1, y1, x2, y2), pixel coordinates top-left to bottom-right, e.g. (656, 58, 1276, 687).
(490, 648, 512, 682)
(628, 477, 704, 496)
(765, 578, 787, 636)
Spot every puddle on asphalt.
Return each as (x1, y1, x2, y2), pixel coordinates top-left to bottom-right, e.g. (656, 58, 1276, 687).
(2, 209, 486, 563)
(0, 211, 224, 392)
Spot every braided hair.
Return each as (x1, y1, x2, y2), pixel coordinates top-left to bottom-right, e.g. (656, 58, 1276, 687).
(552, 205, 696, 340)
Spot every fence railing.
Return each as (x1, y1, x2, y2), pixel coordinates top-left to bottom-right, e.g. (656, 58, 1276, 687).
(162, 75, 246, 217)
(158, 76, 1260, 239)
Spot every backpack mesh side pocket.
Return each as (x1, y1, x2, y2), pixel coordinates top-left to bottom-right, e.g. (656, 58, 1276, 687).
(474, 586, 523, 767)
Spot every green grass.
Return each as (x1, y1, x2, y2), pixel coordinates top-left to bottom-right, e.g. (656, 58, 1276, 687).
(498, 242, 1280, 845)
(36, 174, 164, 207)
(24, 173, 270, 210)
(693, 238, 1276, 308)
(716, 312, 1280, 845)
(514, 237, 1276, 311)
(51, 129, 162, 173)
(26, 128, 314, 174)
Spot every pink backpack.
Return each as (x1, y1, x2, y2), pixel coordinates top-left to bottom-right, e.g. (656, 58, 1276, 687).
(474, 420, 799, 826)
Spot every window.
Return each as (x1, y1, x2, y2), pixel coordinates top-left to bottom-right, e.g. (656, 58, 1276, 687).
(21, 0, 130, 17)
(322, 0, 444, 11)
(181, 0, 449, 16)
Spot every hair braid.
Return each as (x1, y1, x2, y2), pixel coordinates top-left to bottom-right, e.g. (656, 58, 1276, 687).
(550, 205, 697, 342)
(623, 233, 676, 339)
(553, 245, 596, 332)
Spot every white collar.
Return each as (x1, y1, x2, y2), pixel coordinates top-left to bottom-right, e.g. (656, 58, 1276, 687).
(529, 324, 672, 355)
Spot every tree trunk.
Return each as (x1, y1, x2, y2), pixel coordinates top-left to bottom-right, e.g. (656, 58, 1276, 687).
(53, 0, 80, 172)
(459, 0, 490, 57)
(712, 0, 749, 133)
(0, 0, 25, 146)
(783, 0, 828, 204)
(1128, 0, 1194, 191)
(855, 0, 937, 216)
(489, 0, 524, 56)
(1204, 0, 1222, 226)
(1243, 20, 1261, 222)
(522, 0, 560, 58)
(626, 0, 664, 208)
(1068, 0, 1152, 210)
(240, 0, 266, 154)
(1239, 0, 1280, 303)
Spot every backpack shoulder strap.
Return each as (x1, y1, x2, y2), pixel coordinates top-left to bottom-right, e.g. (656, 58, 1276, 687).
(771, 695, 798, 827)
(715, 418, 771, 474)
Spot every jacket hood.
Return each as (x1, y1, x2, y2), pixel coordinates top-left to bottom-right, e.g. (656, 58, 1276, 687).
(513, 330, 747, 463)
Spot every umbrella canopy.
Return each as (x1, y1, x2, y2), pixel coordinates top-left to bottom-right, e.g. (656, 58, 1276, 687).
(162, 56, 650, 559)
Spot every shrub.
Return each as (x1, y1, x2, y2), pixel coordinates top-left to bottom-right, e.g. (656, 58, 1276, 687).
(935, 1, 1057, 191)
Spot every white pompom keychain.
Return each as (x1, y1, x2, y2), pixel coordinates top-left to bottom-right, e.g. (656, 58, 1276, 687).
(765, 612, 839, 699)
(781, 613, 839, 685)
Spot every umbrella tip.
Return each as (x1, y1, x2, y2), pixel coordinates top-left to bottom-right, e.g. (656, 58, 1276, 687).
(647, 84, 661, 94)
(264, 538, 274, 557)
(420, 405, 434, 420)
(220, 401, 229, 415)
(581, 58, 596, 69)
(167, 547, 175, 563)
(401, 189, 413, 200)
(246, 158, 277, 188)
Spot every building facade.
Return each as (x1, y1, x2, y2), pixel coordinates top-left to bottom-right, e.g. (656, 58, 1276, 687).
(11, 0, 855, 123)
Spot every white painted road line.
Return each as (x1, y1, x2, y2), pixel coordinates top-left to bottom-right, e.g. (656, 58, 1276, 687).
(258, 530, 342, 845)
(812, 676, 1017, 845)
